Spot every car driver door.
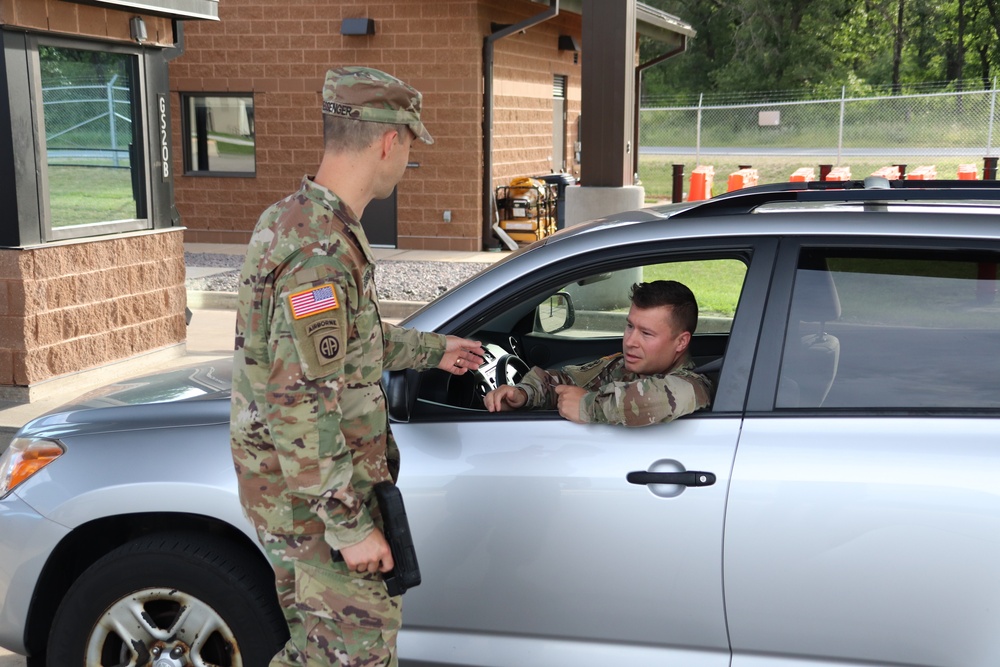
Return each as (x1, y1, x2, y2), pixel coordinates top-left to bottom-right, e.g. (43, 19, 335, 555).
(391, 248, 772, 666)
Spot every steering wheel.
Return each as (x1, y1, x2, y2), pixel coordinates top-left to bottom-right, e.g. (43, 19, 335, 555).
(454, 348, 531, 409)
(496, 354, 531, 387)
(448, 369, 493, 409)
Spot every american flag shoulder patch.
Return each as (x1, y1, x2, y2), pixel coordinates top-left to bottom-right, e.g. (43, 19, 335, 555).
(289, 283, 339, 320)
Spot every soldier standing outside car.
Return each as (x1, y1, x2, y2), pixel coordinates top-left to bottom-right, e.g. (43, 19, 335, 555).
(230, 67, 484, 667)
(485, 280, 712, 425)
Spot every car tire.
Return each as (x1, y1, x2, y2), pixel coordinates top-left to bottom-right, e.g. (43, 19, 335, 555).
(46, 532, 287, 667)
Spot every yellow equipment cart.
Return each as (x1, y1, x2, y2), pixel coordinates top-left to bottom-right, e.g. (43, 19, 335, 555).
(495, 177, 557, 244)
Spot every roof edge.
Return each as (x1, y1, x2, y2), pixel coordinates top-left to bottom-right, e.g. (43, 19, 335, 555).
(636, 3, 696, 40)
(68, 0, 219, 21)
(532, 0, 695, 41)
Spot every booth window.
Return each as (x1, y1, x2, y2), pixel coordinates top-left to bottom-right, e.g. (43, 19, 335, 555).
(182, 94, 256, 176)
(38, 43, 149, 240)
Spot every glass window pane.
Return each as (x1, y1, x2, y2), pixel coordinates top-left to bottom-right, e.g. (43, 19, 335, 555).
(531, 259, 747, 338)
(645, 259, 746, 334)
(778, 249, 1000, 410)
(184, 95, 256, 174)
(39, 46, 142, 228)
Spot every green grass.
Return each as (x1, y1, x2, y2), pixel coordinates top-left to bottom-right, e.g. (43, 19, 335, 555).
(643, 259, 746, 317)
(209, 133, 255, 156)
(216, 141, 255, 156)
(588, 256, 995, 330)
(46, 165, 136, 227)
(639, 96, 995, 150)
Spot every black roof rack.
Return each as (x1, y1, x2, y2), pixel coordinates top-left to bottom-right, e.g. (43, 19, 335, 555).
(670, 178, 1000, 218)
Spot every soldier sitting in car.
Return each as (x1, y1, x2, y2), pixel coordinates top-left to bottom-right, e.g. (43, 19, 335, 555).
(484, 280, 712, 426)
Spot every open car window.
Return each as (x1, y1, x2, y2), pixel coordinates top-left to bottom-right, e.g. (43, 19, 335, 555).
(408, 256, 749, 418)
(533, 259, 747, 339)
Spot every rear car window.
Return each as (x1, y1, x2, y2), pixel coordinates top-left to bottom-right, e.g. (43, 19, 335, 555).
(778, 247, 1000, 410)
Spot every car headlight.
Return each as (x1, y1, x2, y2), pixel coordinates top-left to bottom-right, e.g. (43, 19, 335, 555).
(0, 437, 64, 498)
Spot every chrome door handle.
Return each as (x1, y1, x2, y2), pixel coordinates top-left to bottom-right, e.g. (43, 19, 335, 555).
(626, 471, 716, 487)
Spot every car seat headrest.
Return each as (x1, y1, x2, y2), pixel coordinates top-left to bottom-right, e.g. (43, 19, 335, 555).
(792, 269, 842, 323)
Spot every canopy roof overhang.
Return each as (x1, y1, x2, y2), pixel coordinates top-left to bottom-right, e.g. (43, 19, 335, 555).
(68, 0, 218, 20)
(533, 0, 695, 46)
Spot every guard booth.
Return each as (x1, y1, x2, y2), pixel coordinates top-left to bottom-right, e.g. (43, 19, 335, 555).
(0, 0, 218, 403)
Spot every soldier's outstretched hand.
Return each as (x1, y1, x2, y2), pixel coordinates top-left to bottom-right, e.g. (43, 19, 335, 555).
(439, 335, 485, 375)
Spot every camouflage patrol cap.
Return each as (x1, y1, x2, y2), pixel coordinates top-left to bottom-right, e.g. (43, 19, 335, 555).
(322, 66, 434, 144)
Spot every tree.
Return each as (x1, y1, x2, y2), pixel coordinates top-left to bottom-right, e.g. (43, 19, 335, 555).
(892, 0, 906, 92)
(639, 0, 998, 99)
(976, 0, 1000, 81)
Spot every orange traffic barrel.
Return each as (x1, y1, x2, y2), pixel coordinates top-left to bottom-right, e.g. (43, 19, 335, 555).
(905, 165, 937, 180)
(790, 167, 815, 182)
(688, 165, 715, 201)
(727, 168, 759, 192)
(958, 164, 978, 180)
(871, 166, 901, 180)
(825, 166, 852, 181)
(726, 167, 760, 192)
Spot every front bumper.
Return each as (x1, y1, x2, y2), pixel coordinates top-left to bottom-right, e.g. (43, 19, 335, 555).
(0, 492, 69, 655)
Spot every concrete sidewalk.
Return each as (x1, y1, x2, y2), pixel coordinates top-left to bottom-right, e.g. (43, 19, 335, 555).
(0, 244, 506, 451)
(0, 647, 23, 665)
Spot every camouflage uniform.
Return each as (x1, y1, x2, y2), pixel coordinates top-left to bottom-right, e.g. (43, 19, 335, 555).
(516, 353, 712, 426)
(230, 67, 439, 667)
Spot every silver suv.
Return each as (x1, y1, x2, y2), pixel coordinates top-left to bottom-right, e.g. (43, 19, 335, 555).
(2, 180, 999, 667)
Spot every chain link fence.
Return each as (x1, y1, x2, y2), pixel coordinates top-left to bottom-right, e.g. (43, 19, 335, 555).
(42, 76, 134, 168)
(639, 80, 1000, 195)
(40, 69, 139, 228)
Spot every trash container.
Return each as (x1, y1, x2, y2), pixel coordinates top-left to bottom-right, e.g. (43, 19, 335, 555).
(535, 173, 576, 229)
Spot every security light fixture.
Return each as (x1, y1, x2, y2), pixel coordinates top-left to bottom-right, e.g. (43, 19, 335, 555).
(558, 35, 579, 52)
(341, 18, 376, 36)
(130, 16, 147, 43)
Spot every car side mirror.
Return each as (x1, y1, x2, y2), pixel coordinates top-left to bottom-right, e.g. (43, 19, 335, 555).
(384, 369, 419, 423)
(535, 292, 575, 334)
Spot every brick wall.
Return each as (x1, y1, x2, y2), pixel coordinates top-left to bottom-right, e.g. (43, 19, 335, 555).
(0, 0, 174, 46)
(0, 231, 186, 397)
(171, 0, 580, 251)
(172, 0, 487, 251)
(490, 3, 581, 189)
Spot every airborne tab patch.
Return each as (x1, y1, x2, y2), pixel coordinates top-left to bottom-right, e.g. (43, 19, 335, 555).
(289, 283, 339, 319)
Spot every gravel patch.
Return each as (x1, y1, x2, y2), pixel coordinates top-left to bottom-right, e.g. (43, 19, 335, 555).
(185, 252, 493, 303)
